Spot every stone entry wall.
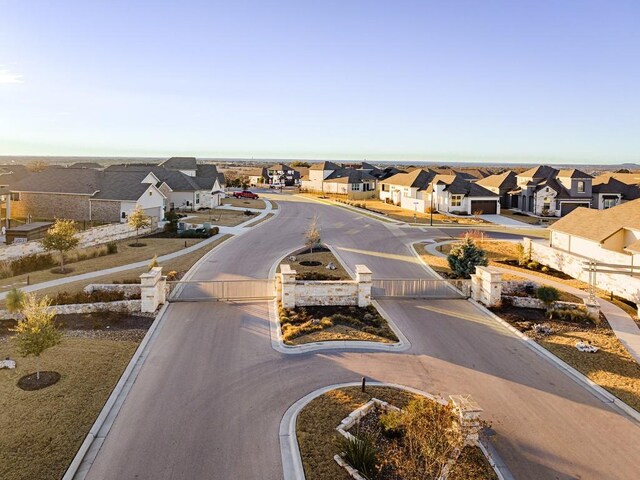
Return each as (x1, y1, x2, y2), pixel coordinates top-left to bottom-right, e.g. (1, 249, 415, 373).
(279, 264, 372, 308)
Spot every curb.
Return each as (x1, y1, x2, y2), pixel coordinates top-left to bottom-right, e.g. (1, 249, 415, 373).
(266, 245, 410, 354)
(411, 239, 640, 423)
(62, 302, 170, 480)
(279, 382, 512, 480)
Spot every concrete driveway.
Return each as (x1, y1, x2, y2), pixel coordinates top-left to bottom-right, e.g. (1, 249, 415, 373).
(83, 195, 640, 480)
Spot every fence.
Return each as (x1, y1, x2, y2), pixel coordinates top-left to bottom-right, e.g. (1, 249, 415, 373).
(167, 280, 276, 302)
(371, 278, 471, 299)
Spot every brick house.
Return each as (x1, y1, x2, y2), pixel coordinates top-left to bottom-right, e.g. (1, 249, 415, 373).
(8, 167, 166, 223)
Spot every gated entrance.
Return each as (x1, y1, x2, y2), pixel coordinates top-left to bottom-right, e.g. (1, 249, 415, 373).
(167, 279, 276, 302)
(371, 278, 471, 299)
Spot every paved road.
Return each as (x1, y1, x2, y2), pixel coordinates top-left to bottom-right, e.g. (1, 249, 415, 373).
(84, 195, 640, 480)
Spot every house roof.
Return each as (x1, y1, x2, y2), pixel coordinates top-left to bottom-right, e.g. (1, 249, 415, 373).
(380, 168, 437, 189)
(557, 168, 593, 179)
(443, 176, 499, 197)
(160, 157, 198, 170)
(519, 165, 558, 179)
(550, 199, 640, 243)
(476, 170, 517, 189)
(309, 161, 340, 171)
(625, 238, 640, 254)
(9, 168, 159, 201)
(196, 164, 220, 177)
(594, 173, 640, 186)
(105, 164, 215, 192)
(592, 176, 640, 199)
(70, 162, 103, 169)
(268, 163, 293, 171)
(323, 169, 376, 184)
(373, 167, 406, 181)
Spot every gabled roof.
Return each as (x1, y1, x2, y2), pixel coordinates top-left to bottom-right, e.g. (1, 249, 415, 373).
(93, 170, 160, 201)
(105, 164, 210, 192)
(550, 199, 640, 243)
(519, 165, 558, 179)
(323, 169, 376, 184)
(373, 167, 406, 181)
(380, 168, 437, 189)
(268, 163, 293, 171)
(247, 167, 268, 177)
(196, 164, 220, 177)
(592, 176, 640, 199)
(594, 172, 640, 186)
(557, 168, 592, 179)
(476, 170, 517, 189)
(309, 161, 340, 171)
(160, 157, 197, 170)
(443, 176, 499, 197)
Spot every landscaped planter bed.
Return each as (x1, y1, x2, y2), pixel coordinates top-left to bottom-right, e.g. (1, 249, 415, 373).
(280, 245, 351, 281)
(296, 386, 496, 480)
(279, 304, 398, 345)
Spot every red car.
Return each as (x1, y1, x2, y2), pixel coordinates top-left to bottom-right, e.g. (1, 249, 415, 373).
(233, 190, 259, 199)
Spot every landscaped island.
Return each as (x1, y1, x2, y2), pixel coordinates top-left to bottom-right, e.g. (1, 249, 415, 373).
(296, 386, 497, 480)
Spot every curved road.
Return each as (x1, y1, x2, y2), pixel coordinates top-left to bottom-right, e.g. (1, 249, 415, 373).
(85, 194, 640, 480)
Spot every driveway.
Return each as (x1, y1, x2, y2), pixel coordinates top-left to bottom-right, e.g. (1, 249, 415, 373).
(83, 195, 640, 480)
(481, 213, 539, 227)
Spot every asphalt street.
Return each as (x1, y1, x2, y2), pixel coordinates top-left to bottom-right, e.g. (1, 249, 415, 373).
(84, 194, 640, 480)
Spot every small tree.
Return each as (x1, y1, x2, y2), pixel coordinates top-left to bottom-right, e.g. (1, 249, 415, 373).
(148, 254, 159, 271)
(447, 235, 488, 279)
(41, 219, 79, 273)
(128, 206, 151, 246)
(11, 294, 61, 380)
(27, 160, 48, 172)
(536, 286, 560, 318)
(304, 215, 321, 254)
(6, 287, 26, 313)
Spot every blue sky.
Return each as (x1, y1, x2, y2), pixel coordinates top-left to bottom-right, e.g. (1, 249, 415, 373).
(1, 1, 639, 163)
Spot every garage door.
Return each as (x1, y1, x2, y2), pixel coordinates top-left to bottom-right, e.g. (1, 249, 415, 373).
(560, 202, 589, 216)
(470, 200, 497, 214)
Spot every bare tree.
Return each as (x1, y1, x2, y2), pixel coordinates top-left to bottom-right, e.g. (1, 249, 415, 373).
(304, 215, 321, 254)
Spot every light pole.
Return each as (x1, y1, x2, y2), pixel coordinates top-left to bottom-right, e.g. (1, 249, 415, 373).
(430, 191, 434, 226)
(413, 201, 419, 225)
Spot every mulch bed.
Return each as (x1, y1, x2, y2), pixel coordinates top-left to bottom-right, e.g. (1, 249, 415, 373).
(50, 267, 75, 275)
(0, 312, 153, 337)
(17, 371, 61, 391)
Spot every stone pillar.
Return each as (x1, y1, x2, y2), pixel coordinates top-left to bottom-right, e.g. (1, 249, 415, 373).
(472, 266, 502, 307)
(355, 265, 372, 307)
(140, 267, 164, 313)
(280, 264, 297, 308)
(449, 395, 483, 445)
(522, 237, 533, 262)
(583, 298, 600, 320)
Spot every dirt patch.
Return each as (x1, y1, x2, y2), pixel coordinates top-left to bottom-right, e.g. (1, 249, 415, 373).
(17, 371, 61, 391)
(50, 267, 75, 275)
(128, 242, 147, 248)
(280, 246, 351, 281)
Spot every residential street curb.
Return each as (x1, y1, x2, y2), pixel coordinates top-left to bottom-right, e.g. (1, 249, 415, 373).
(411, 240, 640, 423)
(266, 245, 410, 354)
(62, 302, 170, 480)
(279, 382, 512, 480)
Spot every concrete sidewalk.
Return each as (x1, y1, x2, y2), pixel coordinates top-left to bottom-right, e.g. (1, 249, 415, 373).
(0, 200, 275, 300)
(426, 240, 640, 364)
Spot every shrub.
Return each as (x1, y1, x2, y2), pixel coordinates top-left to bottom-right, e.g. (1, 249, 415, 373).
(379, 410, 404, 438)
(515, 243, 529, 266)
(50, 289, 141, 305)
(552, 307, 592, 323)
(106, 242, 118, 254)
(243, 209, 254, 216)
(10, 253, 56, 275)
(0, 261, 13, 279)
(6, 287, 26, 313)
(209, 226, 219, 235)
(536, 286, 560, 318)
(527, 261, 539, 270)
(338, 431, 378, 478)
(446, 235, 488, 279)
(166, 270, 178, 281)
(541, 266, 549, 273)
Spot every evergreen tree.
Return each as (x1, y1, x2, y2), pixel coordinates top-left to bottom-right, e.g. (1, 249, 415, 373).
(446, 235, 488, 279)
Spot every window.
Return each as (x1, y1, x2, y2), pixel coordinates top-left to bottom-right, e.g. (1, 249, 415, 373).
(381, 184, 388, 191)
(352, 183, 361, 191)
(577, 181, 585, 193)
(195, 193, 200, 204)
(121, 212, 127, 219)
(10, 192, 20, 201)
(451, 195, 462, 207)
(603, 197, 618, 209)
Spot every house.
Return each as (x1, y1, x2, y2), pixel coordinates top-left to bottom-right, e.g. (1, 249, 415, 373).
(591, 174, 640, 209)
(247, 167, 268, 186)
(476, 171, 517, 208)
(508, 166, 593, 216)
(379, 168, 437, 209)
(266, 163, 298, 186)
(428, 175, 500, 215)
(301, 161, 342, 192)
(159, 157, 198, 176)
(7, 168, 166, 223)
(321, 169, 377, 198)
(105, 163, 225, 211)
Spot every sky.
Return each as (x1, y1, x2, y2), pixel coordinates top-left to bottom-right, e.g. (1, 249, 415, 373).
(0, 0, 639, 164)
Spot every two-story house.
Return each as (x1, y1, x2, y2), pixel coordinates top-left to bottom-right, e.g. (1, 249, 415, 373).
(507, 166, 593, 217)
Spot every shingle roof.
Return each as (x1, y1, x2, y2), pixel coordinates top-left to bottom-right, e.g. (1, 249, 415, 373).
(380, 168, 437, 189)
(93, 170, 156, 201)
(594, 173, 640, 186)
(443, 176, 499, 197)
(309, 161, 340, 171)
(323, 169, 376, 184)
(105, 164, 212, 192)
(476, 171, 517, 189)
(550, 199, 640, 243)
(70, 162, 103, 169)
(557, 168, 592, 179)
(160, 157, 197, 170)
(268, 163, 293, 171)
(592, 176, 640, 199)
(519, 165, 558, 179)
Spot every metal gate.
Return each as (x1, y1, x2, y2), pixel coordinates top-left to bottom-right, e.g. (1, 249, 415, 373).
(371, 278, 471, 299)
(167, 280, 276, 302)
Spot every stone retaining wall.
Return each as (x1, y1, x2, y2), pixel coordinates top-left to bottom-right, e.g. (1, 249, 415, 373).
(83, 283, 141, 297)
(0, 300, 142, 320)
(503, 295, 582, 310)
(523, 237, 640, 306)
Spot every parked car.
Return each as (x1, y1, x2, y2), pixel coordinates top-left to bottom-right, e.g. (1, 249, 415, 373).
(270, 182, 284, 189)
(233, 190, 259, 199)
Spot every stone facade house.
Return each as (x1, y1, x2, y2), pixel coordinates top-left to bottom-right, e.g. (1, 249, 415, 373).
(475, 171, 517, 208)
(428, 175, 500, 215)
(591, 173, 640, 209)
(507, 166, 593, 217)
